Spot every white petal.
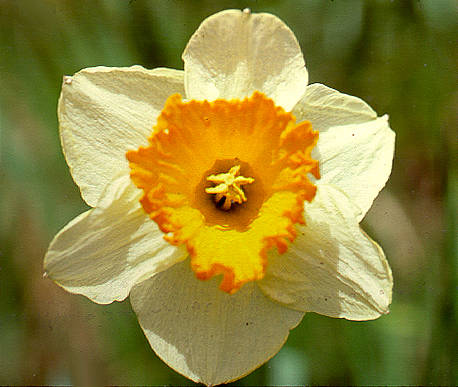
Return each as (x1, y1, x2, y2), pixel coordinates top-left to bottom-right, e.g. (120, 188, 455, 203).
(59, 66, 184, 207)
(183, 9, 308, 111)
(259, 184, 393, 321)
(293, 83, 377, 132)
(130, 259, 304, 385)
(294, 84, 395, 220)
(44, 175, 187, 304)
(316, 116, 395, 220)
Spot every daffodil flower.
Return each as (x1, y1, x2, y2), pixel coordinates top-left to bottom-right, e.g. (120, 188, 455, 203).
(44, 9, 394, 385)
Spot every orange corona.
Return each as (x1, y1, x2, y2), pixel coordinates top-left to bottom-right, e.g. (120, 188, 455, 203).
(127, 92, 319, 293)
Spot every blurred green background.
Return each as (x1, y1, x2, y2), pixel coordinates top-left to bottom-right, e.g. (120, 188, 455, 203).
(0, 0, 456, 385)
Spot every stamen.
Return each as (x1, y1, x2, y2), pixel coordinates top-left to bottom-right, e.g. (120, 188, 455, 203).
(205, 165, 254, 210)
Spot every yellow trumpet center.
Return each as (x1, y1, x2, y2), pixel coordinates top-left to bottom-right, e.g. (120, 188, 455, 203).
(205, 165, 254, 210)
(126, 91, 319, 293)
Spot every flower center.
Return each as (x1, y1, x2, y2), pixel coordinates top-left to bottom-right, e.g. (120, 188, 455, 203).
(126, 92, 319, 293)
(205, 165, 254, 211)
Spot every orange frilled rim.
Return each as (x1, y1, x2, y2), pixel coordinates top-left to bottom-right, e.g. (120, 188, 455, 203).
(126, 92, 319, 293)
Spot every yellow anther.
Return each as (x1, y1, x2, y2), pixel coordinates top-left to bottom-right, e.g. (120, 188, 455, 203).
(205, 165, 254, 210)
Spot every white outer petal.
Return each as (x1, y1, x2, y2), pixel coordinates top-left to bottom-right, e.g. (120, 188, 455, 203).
(259, 184, 393, 321)
(316, 115, 395, 221)
(293, 83, 377, 132)
(294, 84, 395, 220)
(44, 175, 187, 304)
(183, 9, 308, 111)
(130, 259, 304, 386)
(59, 66, 184, 207)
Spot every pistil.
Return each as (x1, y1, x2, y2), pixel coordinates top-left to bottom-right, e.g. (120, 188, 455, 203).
(205, 165, 254, 210)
